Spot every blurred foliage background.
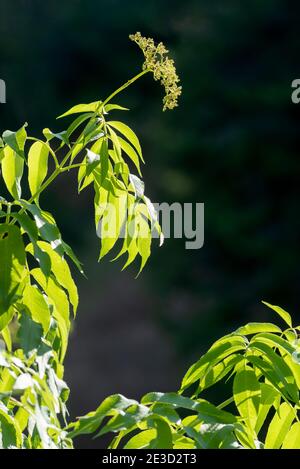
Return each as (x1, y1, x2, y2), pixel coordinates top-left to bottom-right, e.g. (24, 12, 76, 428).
(1, 0, 300, 447)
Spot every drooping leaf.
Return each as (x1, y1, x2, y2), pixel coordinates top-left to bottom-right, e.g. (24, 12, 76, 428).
(30, 268, 70, 329)
(108, 121, 144, 161)
(27, 241, 78, 316)
(0, 224, 28, 321)
(117, 136, 142, 176)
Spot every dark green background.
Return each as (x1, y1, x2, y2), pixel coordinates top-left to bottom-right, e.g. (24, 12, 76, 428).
(1, 0, 300, 448)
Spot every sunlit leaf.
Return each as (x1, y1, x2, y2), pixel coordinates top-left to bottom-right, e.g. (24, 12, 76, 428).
(28, 141, 49, 200)
(1, 146, 24, 199)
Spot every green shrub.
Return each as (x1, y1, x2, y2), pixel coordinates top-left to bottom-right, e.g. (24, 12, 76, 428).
(69, 302, 300, 449)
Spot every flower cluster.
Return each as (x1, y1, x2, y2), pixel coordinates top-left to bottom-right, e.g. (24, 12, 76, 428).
(129, 32, 182, 111)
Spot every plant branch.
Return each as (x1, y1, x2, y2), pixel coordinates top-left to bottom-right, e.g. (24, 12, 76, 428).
(102, 69, 150, 107)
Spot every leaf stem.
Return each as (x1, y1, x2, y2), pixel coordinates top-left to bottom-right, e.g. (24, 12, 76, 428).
(102, 69, 150, 107)
(5, 202, 11, 224)
(60, 163, 87, 172)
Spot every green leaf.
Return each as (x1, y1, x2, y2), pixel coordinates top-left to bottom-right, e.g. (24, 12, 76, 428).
(27, 241, 78, 316)
(42, 128, 69, 145)
(100, 139, 109, 183)
(262, 301, 292, 327)
(65, 113, 94, 139)
(96, 405, 149, 438)
(181, 335, 247, 391)
(129, 173, 145, 198)
(1, 146, 24, 199)
(265, 402, 295, 449)
(22, 283, 51, 334)
(0, 407, 22, 448)
(124, 429, 156, 449)
(250, 333, 294, 355)
(255, 383, 279, 434)
(199, 354, 243, 391)
(57, 101, 101, 118)
(28, 141, 49, 200)
(104, 104, 129, 113)
(249, 340, 299, 402)
(117, 136, 142, 176)
(282, 422, 300, 449)
(136, 215, 151, 274)
(1, 326, 12, 352)
(15, 212, 51, 277)
(234, 322, 281, 336)
(108, 121, 144, 162)
(142, 393, 237, 424)
(233, 366, 260, 431)
(99, 191, 127, 260)
(30, 268, 70, 329)
(0, 224, 28, 320)
(68, 394, 139, 438)
(20, 201, 64, 256)
(18, 311, 43, 354)
(2, 123, 27, 158)
(60, 240, 84, 275)
(147, 416, 173, 449)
